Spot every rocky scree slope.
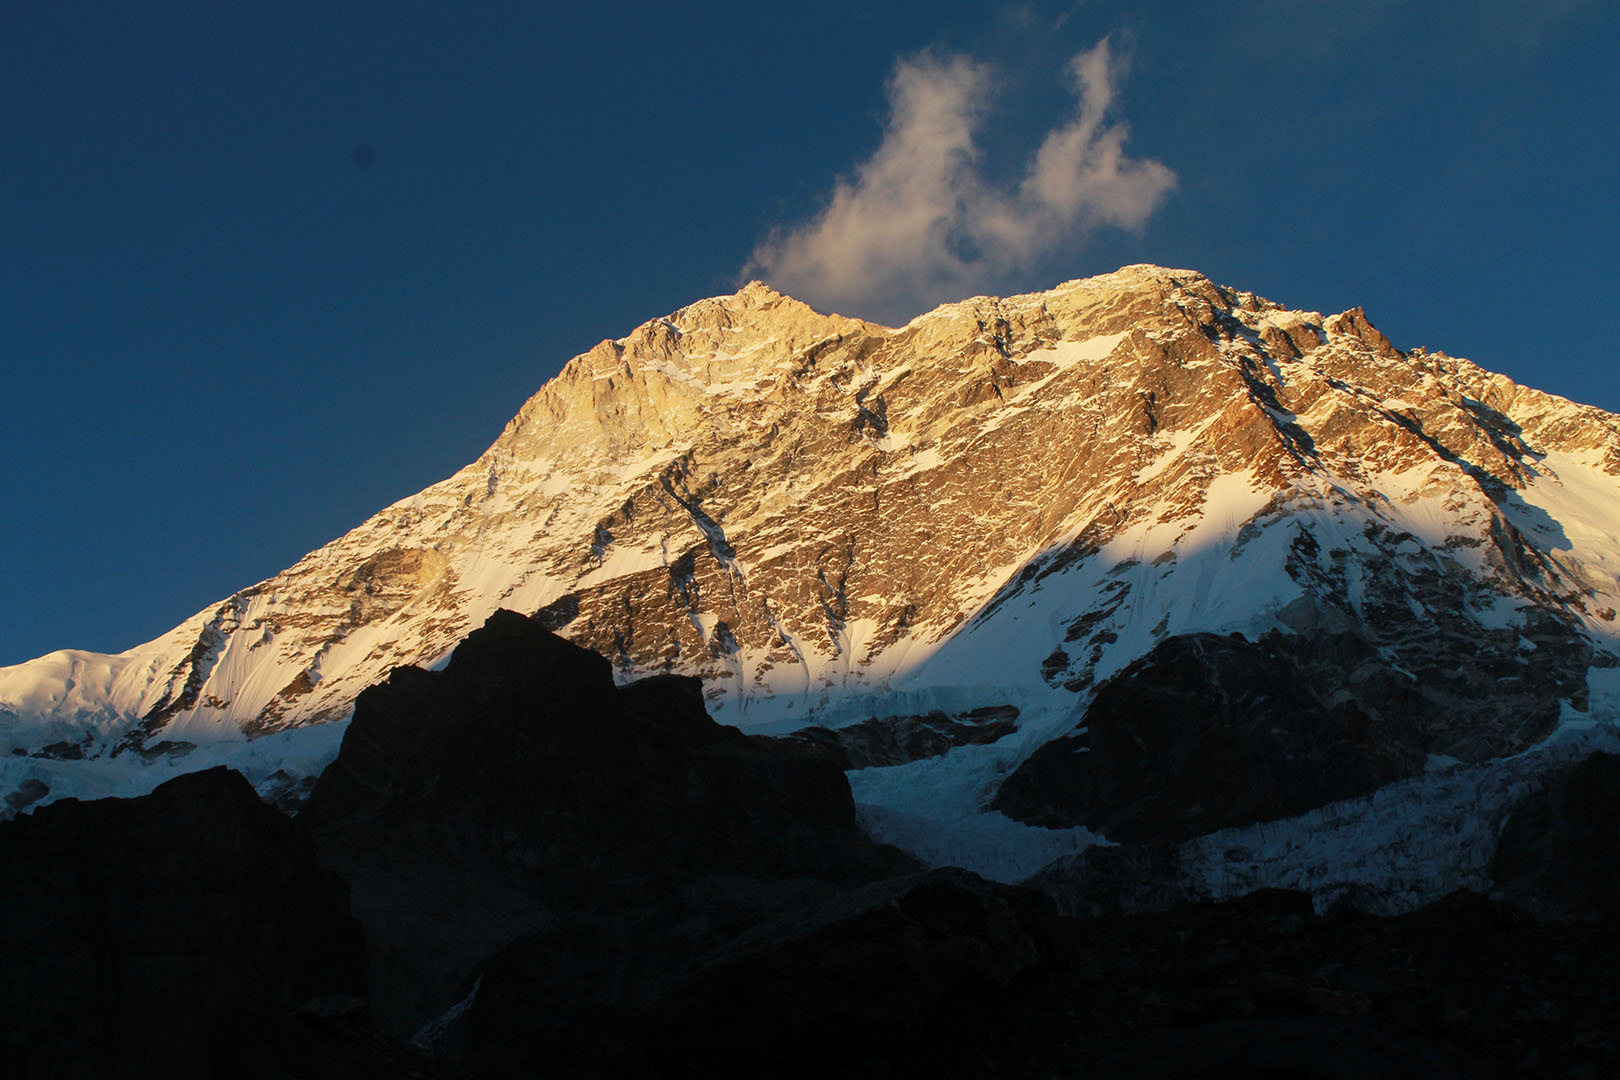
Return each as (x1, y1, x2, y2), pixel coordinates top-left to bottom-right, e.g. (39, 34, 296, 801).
(3, 265, 1619, 874)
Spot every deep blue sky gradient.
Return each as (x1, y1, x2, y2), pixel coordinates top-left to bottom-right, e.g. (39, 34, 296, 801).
(4, 1, 1617, 664)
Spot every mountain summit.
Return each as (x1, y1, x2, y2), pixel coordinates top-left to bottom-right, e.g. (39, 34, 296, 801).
(5, 265, 1619, 880)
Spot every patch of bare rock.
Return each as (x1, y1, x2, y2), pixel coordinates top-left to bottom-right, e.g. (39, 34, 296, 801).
(993, 616, 1592, 845)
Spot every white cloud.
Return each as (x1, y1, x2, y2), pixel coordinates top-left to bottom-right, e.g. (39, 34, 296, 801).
(744, 38, 1176, 324)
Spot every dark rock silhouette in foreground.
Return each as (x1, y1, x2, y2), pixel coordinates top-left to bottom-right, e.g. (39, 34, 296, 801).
(298, 608, 910, 1035)
(6, 611, 1620, 1079)
(449, 866, 1068, 1077)
(0, 767, 367, 1079)
(443, 879, 1620, 1079)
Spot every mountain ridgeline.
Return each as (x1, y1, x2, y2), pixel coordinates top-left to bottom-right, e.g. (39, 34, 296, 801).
(3, 265, 1619, 868)
(7, 266, 1620, 1075)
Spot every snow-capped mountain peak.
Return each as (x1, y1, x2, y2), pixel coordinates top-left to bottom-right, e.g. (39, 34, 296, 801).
(5, 266, 1618, 862)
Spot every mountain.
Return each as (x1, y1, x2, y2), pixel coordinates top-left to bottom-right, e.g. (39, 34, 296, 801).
(5, 265, 1619, 887)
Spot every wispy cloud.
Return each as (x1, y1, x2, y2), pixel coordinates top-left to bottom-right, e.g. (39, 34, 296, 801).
(744, 37, 1175, 324)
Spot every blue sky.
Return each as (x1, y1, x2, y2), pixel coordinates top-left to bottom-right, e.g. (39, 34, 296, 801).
(4, 1, 1617, 665)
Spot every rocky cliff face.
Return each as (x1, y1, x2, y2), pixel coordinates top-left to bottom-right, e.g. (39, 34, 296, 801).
(4, 266, 1619, 867)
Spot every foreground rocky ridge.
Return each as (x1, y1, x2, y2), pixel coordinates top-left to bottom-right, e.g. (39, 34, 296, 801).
(4, 615, 1618, 1078)
(5, 266, 1619, 860)
(0, 767, 370, 1078)
(297, 609, 909, 1034)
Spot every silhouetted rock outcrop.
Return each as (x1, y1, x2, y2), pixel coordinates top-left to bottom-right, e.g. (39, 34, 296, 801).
(299, 608, 908, 1035)
(435, 871, 1620, 1079)
(0, 767, 366, 1079)
(6, 614, 1620, 1078)
(443, 867, 1069, 1078)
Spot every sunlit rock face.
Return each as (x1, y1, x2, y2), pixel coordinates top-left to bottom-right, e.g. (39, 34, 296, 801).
(4, 265, 1618, 841)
